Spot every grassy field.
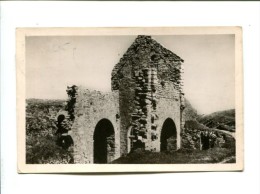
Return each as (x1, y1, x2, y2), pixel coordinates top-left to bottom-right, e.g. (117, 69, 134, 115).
(112, 147, 235, 164)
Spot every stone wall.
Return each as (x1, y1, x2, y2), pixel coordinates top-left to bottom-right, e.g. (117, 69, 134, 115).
(156, 81, 182, 151)
(69, 86, 120, 163)
(113, 65, 183, 153)
(118, 76, 136, 155)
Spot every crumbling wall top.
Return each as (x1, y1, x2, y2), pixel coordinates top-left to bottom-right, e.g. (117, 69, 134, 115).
(111, 35, 184, 92)
(111, 35, 184, 80)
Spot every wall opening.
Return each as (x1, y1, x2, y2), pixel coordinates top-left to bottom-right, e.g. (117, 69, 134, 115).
(160, 118, 177, 152)
(200, 132, 217, 150)
(93, 119, 115, 164)
(200, 133, 210, 150)
(127, 127, 134, 153)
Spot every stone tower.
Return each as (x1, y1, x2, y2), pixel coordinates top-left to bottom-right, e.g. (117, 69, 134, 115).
(111, 35, 185, 155)
(67, 35, 185, 163)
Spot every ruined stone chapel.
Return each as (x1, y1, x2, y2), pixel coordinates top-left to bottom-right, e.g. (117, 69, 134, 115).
(65, 35, 185, 164)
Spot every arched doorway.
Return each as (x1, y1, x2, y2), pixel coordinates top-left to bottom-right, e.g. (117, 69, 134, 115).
(93, 119, 115, 164)
(160, 118, 177, 152)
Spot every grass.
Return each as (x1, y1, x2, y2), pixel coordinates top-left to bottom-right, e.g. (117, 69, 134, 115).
(112, 147, 236, 164)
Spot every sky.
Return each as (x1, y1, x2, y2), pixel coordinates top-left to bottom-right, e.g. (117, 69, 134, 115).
(26, 35, 235, 114)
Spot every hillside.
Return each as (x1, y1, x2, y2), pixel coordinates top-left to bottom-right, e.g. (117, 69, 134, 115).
(197, 109, 235, 132)
(183, 98, 198, 121)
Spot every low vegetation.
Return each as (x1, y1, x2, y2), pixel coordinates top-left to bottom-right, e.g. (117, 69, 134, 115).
(112, 147, 235, 164)
(26, 99, 71, 164)
(26, 133, 71, 164)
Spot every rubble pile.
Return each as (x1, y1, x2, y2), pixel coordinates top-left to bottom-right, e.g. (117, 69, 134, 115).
(182, 121, 235, 150)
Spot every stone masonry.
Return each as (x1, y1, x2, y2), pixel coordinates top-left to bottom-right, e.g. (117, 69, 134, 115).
(64, 36, 185, 163)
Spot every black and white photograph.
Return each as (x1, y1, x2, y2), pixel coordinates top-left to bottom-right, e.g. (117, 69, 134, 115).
(17, 27, 243, 172)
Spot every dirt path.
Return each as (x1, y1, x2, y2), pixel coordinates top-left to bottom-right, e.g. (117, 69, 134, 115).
(211, 128, 235, 138)
(200, 123, 236, 138)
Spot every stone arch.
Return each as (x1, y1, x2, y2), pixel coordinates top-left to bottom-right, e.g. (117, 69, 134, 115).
(160, 118, 177, 152)
(93, 119, 115, 164)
